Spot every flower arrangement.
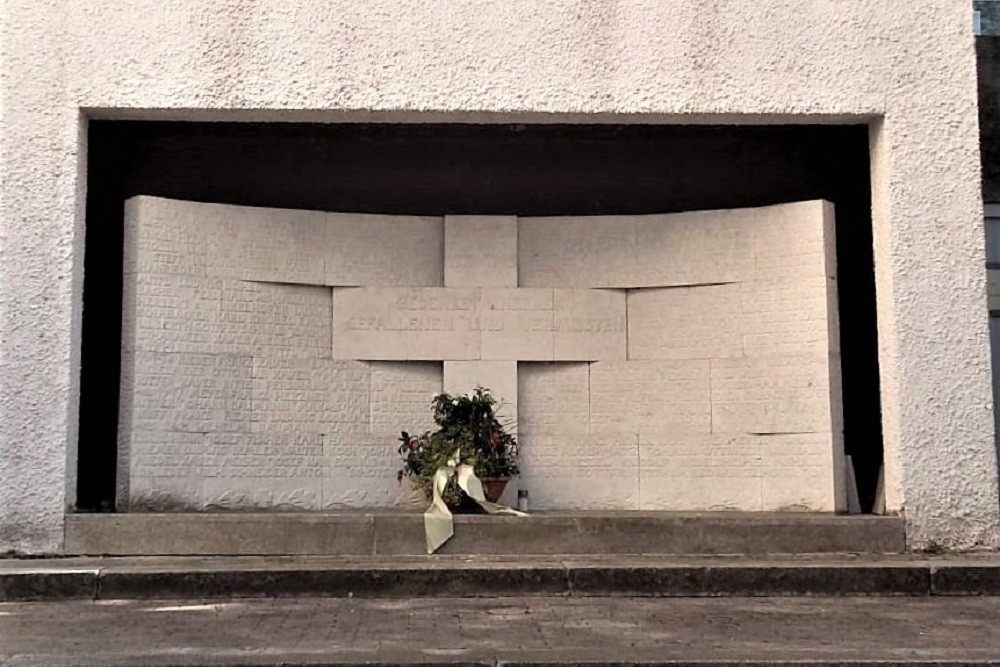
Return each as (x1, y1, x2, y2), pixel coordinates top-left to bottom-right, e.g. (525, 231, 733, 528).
(397, 387, 519, 508)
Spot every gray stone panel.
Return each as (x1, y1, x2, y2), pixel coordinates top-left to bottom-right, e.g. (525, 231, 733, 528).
(218, 282, 332, 359)
(480, 288, 554, 361)
(130, 351, 251, 435)
(119, 198, 843, 513)
(709, 354, 834, 435)
(250, 357, 370, 435)
(370, 362, 441, 433)
(322, 431, 401, 508)
(589, 360, 713, 435)
(627, 284, 743, 360)
(332, 287, 481, 361)
(518, 363, 590, 436)
(324, 212, 444, 287)
(518, 430, 640, 510)
(445, 215, 517, 287)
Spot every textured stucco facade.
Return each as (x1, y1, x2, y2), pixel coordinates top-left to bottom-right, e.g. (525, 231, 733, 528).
(0, 1, 995, 553)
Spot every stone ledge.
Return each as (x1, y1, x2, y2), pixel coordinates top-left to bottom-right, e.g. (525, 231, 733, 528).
(5, 554, 1000, 601)
(63, 512, 905, 557)
(1, 658, 995, 667)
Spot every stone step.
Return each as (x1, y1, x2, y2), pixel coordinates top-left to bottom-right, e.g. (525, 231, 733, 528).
(64, 511, 905, 556)
(4, 553, 1000, 601)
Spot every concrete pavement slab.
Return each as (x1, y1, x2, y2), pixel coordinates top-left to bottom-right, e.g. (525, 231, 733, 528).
(4, 596, 1000, 666)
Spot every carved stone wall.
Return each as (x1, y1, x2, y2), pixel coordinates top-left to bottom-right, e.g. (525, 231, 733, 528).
(119, 196, 843, 512)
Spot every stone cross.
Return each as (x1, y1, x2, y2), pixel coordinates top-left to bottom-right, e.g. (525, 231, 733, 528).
(331, 216, 627, 430)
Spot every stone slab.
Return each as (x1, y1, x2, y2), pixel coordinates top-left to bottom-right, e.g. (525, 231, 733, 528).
(202, 433, 326, 498)
(211, 205, 328, 285)
(750, 200, 835, 281)
(518, 215, 636, 288)
(375, 511, 907, 557)
(128, 199, 444, 287)
(333, 287, 627, 362)
(19, 554, 1000, 601)
(627, 284, 743, 360)
(518, 363, 590, 435)
(518, 208, 764, 288)
(332, 287, 482, 360)
(638, 433, 840, 512)
(516, 430, 640, 510)
(63, 513, 376, 556)
(639, 435, 765, 511)
(201, 475, 322, 512)
(589, 360, 712, 434)
(250, 357, 370, 434)
(566, 563, 930, 597)
(759, 432, 842, 512)
(61, 512, 905, 557)
(322, 431, 403, 508)
(123, 197, 216, 281)
(741, 276, 837, 358)
(124, 273, 225, 355)
(479, 287, 554, 360)
(324, 212, 444, 287)
(369, 362, 441, 432)
(94, 564, 569, 601)
(0, 558, 928, 600)
(931, 564, 1000, 595)
(217, 281, 332, 359)
(126, 474, 206, 513)
(127, 352, 252, 435)
(630, 209, 754, 287)
(0, 569, 100, 602)
(552, 288, 626, 360)
(445, 215, 518, 287)
(709, 354, 834, 435)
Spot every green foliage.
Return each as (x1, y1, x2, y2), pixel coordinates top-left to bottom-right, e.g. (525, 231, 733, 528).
(396, 387, 519, 507)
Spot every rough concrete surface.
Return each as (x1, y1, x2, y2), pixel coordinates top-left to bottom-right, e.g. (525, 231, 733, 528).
(4, 596, 1000, 666)
(62, 512, 906, 557)
(4, 553, 1000, 601)
(0, 0, 994, 553)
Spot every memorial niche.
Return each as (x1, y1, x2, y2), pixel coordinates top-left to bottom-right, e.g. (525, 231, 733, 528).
(117, 197, 845, 513)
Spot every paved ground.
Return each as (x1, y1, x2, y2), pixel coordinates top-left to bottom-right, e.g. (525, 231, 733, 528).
(4, 596, 1000, 665)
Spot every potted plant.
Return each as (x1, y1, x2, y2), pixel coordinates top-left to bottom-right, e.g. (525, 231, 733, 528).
(397, 387, 519, 508)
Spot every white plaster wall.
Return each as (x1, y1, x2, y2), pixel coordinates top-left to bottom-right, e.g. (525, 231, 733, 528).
(0, 0, 993, 552)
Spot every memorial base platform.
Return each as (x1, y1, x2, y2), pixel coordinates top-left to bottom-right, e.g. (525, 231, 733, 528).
(63, 511, 904, 557)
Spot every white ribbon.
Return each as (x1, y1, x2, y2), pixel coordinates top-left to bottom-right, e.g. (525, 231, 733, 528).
(424, 448, 527, 554)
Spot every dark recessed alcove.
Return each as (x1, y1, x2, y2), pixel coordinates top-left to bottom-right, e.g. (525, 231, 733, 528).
(78, 121, 880, 512)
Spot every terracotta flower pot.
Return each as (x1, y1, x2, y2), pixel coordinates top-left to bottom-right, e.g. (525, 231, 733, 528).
(480, 477, 509, 503)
